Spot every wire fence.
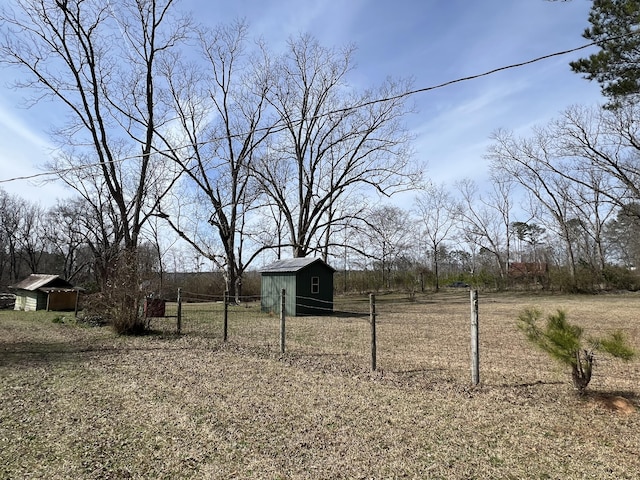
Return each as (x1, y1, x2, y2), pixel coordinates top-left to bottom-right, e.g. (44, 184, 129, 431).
(145, 289, 374, 342)
(141, 289, 476, 381)
(174, 290, 375, 347)
(141, 289, 640, 389)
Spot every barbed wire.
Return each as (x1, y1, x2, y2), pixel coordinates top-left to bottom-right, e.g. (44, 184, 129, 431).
(0, 33, 622, 187)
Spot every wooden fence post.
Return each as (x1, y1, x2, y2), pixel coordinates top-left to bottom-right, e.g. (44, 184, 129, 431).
(74, 290, 80, 317)
(470, 289, 480, 386)
(223, 290, 229, 342)
(370, 293, 377, 372)
(280, 288, 286, 354)
(177, 288, 182, 334)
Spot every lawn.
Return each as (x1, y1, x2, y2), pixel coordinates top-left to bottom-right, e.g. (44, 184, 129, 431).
(1, 291, 639, 479)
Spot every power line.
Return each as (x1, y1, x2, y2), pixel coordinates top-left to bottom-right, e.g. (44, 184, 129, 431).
(332, 39, 606, 113)
(0, 35, 620, 186)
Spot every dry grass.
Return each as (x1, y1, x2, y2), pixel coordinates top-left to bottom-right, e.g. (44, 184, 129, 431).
(1, 291, 639, 479)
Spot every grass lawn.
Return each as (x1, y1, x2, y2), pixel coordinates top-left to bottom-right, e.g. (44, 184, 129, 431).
(1, 291, 639, 479)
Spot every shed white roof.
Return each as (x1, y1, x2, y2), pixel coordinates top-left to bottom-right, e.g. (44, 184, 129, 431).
(260, 257, 335, 273)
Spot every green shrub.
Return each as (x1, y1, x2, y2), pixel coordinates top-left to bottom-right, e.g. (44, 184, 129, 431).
(547, 267, 578, 293)
(602, 265, 640, 291)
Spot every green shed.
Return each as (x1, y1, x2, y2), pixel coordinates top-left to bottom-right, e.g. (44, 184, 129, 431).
(260, 258, 335, 316)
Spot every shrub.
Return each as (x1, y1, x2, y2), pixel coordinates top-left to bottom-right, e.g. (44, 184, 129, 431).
(602, 265, 640, 291)
(80, 251, 146, 335)
(518, 308, 635, 392)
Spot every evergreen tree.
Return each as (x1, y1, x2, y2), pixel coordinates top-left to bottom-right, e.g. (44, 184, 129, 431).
(518, 308, 635, 392)
(570, 0, 640, 106)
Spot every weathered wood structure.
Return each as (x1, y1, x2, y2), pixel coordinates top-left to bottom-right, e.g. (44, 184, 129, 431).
(10, 274, 81, 312)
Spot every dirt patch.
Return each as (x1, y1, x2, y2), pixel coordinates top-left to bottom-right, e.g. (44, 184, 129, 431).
(589, 393, 637, 415)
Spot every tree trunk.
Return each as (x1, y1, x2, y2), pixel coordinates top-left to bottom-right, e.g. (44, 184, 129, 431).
(571, 349, 593, 392)
(293, 245, 307, 258)
(106, 247, 145, 335)
(225, 264, 243, 304)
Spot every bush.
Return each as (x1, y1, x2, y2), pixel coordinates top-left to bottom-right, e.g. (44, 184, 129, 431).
(547, 267, 577, 293)
(80, 250, 147, 335)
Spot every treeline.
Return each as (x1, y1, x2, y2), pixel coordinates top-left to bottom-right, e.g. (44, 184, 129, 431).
(3, 184, 640, 297)
(325, 193, 640, 294)
(0, 191, 93, 289)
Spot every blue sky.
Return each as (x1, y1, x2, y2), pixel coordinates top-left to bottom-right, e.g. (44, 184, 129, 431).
(0, 0, 603, 204)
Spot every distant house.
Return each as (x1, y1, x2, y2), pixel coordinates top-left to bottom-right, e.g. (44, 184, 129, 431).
(509, 262, 549, 289)
(509, 262, 548, 279)
(10, 274, 81, 312)
(261, 258, 335, 316)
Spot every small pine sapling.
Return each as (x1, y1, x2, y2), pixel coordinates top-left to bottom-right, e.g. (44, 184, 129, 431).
(518, 308, 635, 393)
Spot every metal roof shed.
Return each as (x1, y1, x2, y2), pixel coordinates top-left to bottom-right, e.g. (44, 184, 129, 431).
(10, 274, 81, 312)
(260, 258, 335, 316)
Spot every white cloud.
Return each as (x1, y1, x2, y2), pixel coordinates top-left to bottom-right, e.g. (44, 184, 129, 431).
(0, 100, 69, 203)
(0, 105, 55, 152)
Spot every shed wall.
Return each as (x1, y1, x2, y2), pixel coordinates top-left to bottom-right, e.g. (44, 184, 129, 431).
(295, 264, 333, 315)
(14, 291, 45, 311)
(261, 274, 297, 316)
(47, 291, 78, 311)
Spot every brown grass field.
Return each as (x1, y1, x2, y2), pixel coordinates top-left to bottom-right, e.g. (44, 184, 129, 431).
(1, 291, 639, 479)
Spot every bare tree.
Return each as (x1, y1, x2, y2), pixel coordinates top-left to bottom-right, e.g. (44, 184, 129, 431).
(356, 205, 412, 290)
(0, 0, 190, 332)
(488, 129, 584, 285)
(496, 105, 640, 224)
(0, 189, 23, 282)
(489, 108, 623, 286)
(552, 105, 640, 212)
(414, 183, 457, 291)
(0, 200, 6, 283)
(139, 214, 181, 298)
(156, 20, 272, 302)
(15, 202, 47, 274)
(605, 203, 640, 268)
(44, 199, 95, 283)
(254, 34, 420, 258)
(455, 179, 511, 285)
(563, 172, 615, 272)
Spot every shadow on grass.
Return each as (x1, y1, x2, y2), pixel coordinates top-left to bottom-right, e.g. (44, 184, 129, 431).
(496, 380, 640, 405)
(508, 380, 566, 388)
(331, 310, 370, 319)
(0, 329, 225, 368)
(389, 367, 446, 376)
(0, 341, 116, 368)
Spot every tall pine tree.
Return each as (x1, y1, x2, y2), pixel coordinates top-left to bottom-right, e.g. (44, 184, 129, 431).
(570, 0, 640, 106)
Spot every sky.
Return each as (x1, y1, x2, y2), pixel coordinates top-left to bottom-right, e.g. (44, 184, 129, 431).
(0, 0, 604, 206)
